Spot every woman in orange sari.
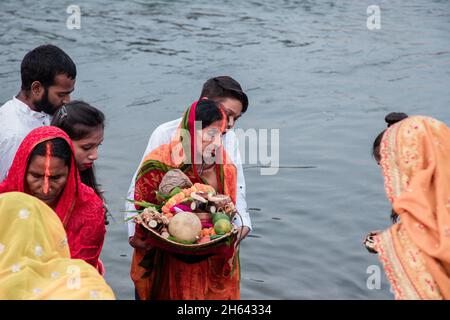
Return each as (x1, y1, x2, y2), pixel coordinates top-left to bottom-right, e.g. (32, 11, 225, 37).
(130, 99, 239, 300)
(370, 115, 450, 299)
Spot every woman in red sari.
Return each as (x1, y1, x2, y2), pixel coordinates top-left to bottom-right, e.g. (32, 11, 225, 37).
(0, 126, 106, 272)
(130, 99, 239, 300)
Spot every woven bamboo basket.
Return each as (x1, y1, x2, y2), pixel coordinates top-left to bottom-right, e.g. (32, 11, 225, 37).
(138, 211, 242, 255)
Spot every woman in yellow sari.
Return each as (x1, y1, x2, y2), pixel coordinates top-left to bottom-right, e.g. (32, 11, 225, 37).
(371, 116, 450, 299)
(130, 99, 239, 300)
(0, 192, 115, 300)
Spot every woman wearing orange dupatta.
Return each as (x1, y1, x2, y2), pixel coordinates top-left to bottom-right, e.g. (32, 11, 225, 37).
(371, 116, 450, 299)
(130, 99, 240, 300)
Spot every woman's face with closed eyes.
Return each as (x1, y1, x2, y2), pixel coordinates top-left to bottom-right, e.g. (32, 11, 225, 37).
(25, 155, 69, 209)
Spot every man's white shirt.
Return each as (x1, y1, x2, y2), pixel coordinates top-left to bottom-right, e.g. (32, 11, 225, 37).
(0, 97, 52, 182)
(125, 118, 252, 237)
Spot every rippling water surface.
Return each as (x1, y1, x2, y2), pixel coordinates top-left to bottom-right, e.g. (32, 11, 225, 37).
(1, 0, 450, 299)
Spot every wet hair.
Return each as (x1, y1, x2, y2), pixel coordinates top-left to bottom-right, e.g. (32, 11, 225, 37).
(200, 76, 249, 113)
(30, 138, 72, 168)
(51, 101, 108, 224)
(21, 45, 76, 91)
(195, 100, 225, 129)
(372, 112, 409, 161)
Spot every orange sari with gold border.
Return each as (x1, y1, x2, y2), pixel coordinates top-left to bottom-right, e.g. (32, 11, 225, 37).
(130, 100, 240, 300)
(375, 116, 450, 299)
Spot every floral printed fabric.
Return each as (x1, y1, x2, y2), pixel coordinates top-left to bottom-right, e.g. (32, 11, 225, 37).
(376, 116, 450, 299)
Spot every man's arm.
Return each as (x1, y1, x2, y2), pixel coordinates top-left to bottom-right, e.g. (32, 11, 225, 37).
(125, 130, 167, 238)
(224, 130, 252, 243)
(125, 119, 181, 239)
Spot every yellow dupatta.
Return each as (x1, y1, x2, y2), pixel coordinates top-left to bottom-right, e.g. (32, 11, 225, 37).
(0, 192, 115, 300)
(375, 116, 450, 299)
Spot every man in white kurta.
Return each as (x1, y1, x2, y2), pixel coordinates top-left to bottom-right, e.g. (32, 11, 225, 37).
(0, 97, 53, 181)
(0, 45, 76, 182)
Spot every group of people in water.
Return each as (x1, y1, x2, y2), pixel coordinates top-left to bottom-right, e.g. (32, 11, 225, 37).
(0, 44, 449, 300)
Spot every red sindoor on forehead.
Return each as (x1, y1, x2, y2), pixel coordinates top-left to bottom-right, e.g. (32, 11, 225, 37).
(43, 142, 52, 195)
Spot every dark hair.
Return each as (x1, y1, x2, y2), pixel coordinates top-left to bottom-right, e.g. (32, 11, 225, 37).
(391, 209, 399, 224)
(51, 101, 108, 224)
(21, 44, 76, 91)
(51, 100, 105, 140)
(30, 138, 72, 168)
(372, 112, 408, 161)
(372, 112, 408, 225)
(195, 100, 225, 129)
(200, 76, 249, 113)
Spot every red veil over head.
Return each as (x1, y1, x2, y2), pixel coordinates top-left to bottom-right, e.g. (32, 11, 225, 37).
(0, 126, 105, 269)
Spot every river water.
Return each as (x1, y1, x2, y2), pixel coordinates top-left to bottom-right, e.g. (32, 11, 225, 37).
(1, 0, 450, 299)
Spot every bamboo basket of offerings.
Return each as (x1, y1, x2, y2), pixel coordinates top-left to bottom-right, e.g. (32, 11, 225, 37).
(131, 172, 242, 255)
